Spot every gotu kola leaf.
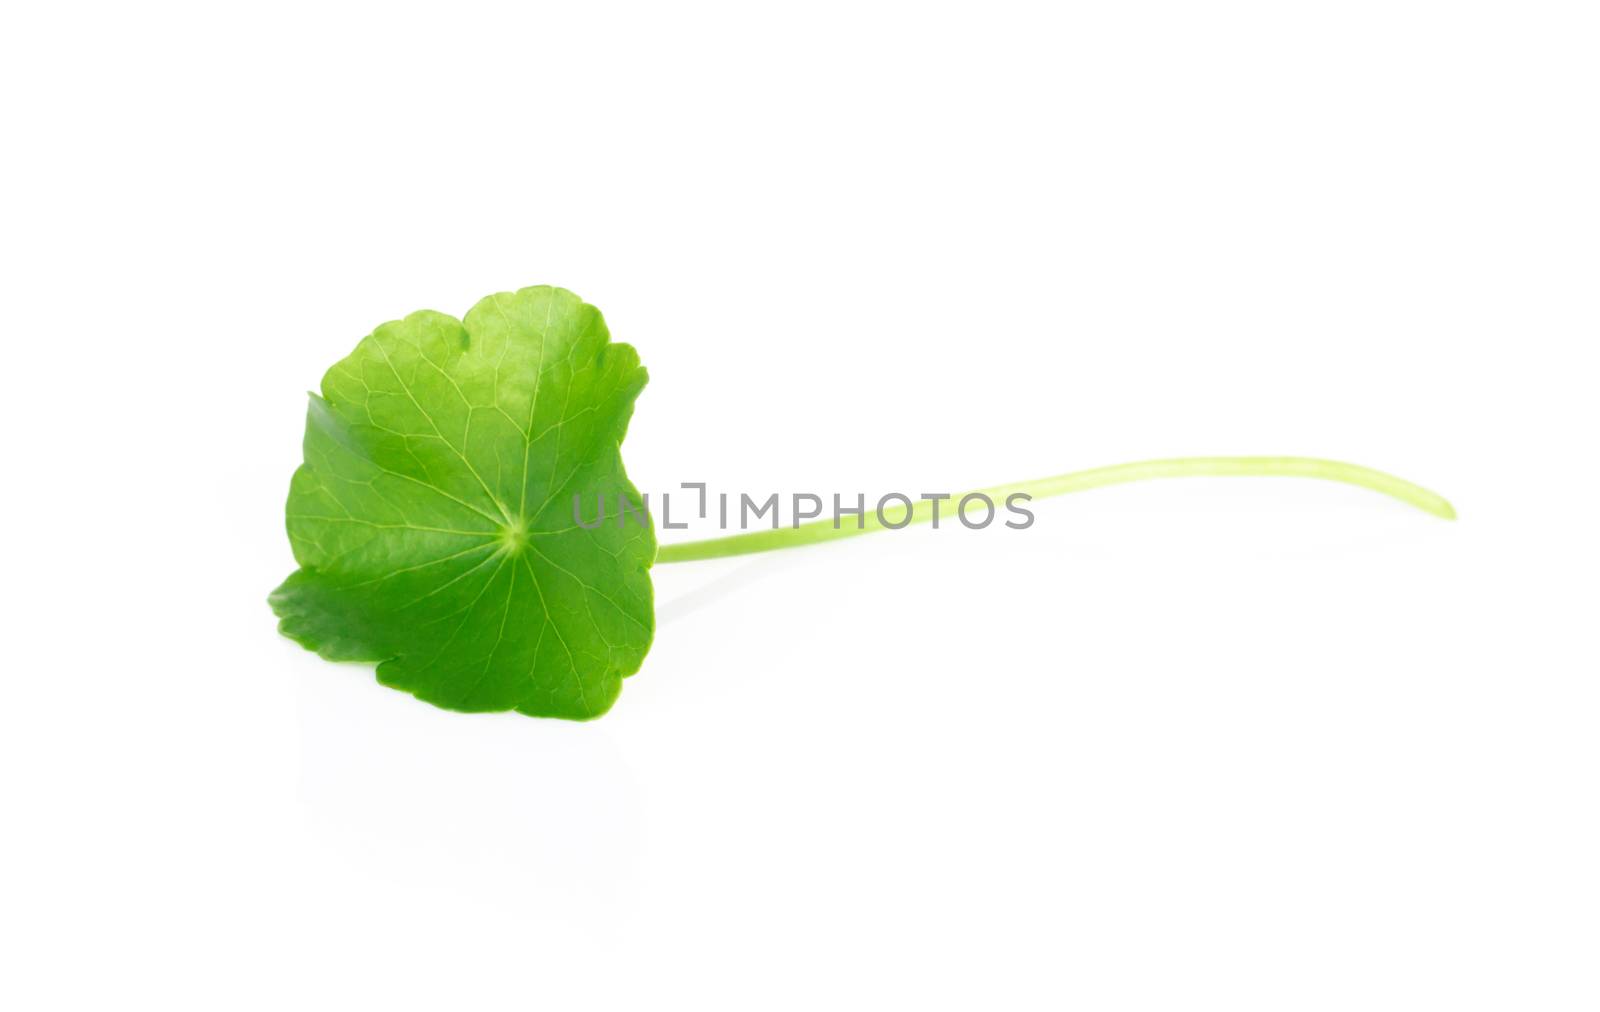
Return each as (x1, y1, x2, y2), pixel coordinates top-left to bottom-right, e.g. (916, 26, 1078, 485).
(274, 284, 1458, 721)
(270, 285, 654, 719)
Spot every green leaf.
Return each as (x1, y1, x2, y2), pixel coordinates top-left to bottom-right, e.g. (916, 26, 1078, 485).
(270, 286, 655, 719)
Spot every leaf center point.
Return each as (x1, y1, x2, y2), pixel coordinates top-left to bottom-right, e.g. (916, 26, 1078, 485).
(497, 516, 530, 555)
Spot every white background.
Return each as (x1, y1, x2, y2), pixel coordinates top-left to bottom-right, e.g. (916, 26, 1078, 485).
(3, 2, 1597, 1008)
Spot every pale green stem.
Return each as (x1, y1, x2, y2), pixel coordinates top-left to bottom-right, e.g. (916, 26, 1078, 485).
(653, 456, 1455, 564)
